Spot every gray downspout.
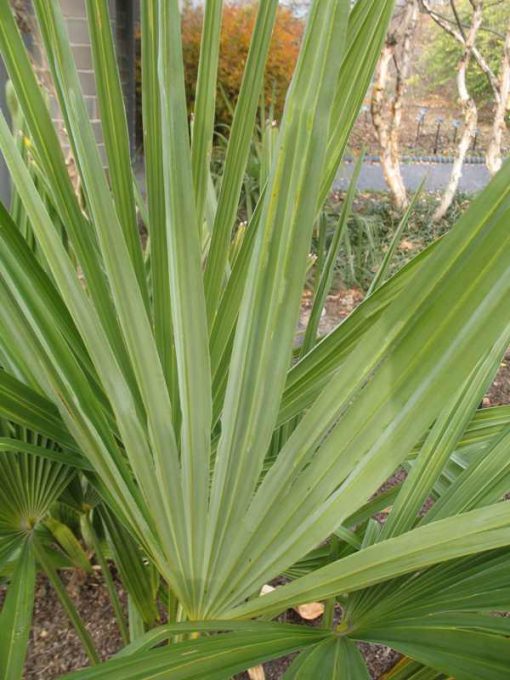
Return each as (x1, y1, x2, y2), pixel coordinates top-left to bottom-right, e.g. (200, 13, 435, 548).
(0, 56, 10, 205)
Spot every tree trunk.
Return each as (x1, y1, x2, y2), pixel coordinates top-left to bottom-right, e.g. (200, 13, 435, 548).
(371, 41, 409, 211)
(486, 21, 510, 176)
(433, 1, 483, 222)
(371, 0, 419, 211)
(389, 0, 419, 204)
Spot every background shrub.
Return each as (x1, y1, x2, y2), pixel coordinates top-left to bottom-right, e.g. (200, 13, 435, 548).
(135, 2, 303, 139)
(184, 2, 302, 125)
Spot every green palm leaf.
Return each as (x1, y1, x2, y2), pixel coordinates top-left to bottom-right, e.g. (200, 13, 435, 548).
(62, 622, 328, 680)
(2, 0, 510, 675)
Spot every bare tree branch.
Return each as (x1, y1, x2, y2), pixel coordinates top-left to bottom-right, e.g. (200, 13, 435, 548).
(450, 0, 467, 40)
(421, 1, 505, 40)
(421, 0, 500, 99)
(423, 0, 509, 176)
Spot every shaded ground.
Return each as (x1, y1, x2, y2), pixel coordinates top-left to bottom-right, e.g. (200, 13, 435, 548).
(487, 351, 510, 407)
(299, 288, 365, 337)
(24, 571, 126, 679)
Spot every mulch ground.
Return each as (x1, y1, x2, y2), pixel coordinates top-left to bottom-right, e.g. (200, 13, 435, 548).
(487, 351, 510, 407)
(24, 570, 126, 678)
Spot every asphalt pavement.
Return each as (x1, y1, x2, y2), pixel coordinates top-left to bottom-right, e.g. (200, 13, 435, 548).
(334, 159, 492, 194)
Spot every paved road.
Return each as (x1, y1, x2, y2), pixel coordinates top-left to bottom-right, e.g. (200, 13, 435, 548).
(335, 160, 491, 194)
(133, 157, 492, 199)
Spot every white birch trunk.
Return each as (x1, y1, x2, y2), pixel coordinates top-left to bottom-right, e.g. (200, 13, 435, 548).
(433, 1, 483, 222)
(486, 22, 510, 176)
(371, 0, 418, 211)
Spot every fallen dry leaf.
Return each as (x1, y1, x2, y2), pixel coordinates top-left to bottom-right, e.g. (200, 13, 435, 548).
(295, 601, 325, 620)
(260, 584, 275, 596)
(248, 665, 266, 680)
(260, 585, 324, 620)
(399, 239, 415, 252)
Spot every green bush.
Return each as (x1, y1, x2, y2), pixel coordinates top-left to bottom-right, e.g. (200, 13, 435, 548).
(135, 2, 303, 134)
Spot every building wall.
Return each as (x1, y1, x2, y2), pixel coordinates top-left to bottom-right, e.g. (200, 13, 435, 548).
(31, 0, 136, 163)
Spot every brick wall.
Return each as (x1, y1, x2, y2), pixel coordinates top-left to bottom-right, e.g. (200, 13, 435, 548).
(31, 0, 136, 164)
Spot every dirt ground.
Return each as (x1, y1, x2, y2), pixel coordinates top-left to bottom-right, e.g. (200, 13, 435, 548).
(23, 570, 126, 678)
(487, 351, 510, 407)
(349, 96, 509, 160)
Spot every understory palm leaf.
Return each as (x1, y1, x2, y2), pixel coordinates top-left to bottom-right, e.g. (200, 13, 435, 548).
(358, 620, 510, 680)
(283, 637, 370, 679)
(0, 443, 78, 678)
(0, 543, 36, 680)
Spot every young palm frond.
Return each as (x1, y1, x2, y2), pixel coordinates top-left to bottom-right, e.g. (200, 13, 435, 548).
(1, 0, 510, 677)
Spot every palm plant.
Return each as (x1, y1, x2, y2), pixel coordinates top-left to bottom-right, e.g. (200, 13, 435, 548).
(1, 0, 510, 677)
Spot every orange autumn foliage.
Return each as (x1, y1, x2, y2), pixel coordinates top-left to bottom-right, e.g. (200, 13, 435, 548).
(181, 2, 303, 127)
